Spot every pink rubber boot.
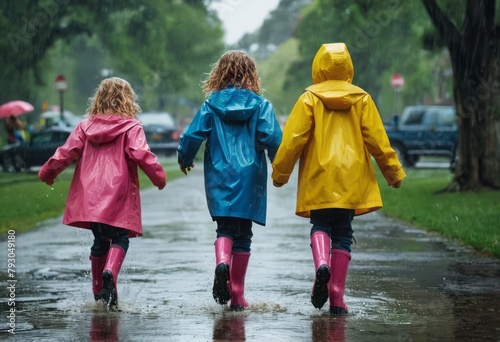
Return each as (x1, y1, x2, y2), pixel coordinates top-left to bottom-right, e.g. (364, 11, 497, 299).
(329, 249, 351, 315)
(213, 237, 233, 305)
(90, 253, 108, 301)
(310, 232, 331, 309)
(102, 245, 126, 308)
(229, 252, 250, 311)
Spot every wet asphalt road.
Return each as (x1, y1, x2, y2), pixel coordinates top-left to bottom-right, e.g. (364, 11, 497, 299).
(1, 165, 499, 341)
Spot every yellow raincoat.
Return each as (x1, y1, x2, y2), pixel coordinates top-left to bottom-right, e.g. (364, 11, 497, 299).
(272, 43, 406, 217)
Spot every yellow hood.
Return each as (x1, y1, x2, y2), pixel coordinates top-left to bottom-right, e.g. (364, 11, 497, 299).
(308, 43, 365, 110)
(312, 43, 354, 84)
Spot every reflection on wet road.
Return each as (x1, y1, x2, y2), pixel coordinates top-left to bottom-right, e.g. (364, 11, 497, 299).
(1, 166, 499, 341)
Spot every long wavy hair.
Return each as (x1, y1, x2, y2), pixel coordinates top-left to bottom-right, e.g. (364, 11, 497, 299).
(87, 77, 141, 117)
(202, 50, 261, 97)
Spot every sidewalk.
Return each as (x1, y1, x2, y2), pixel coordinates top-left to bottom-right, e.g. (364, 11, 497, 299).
(1, 166, 499, 341)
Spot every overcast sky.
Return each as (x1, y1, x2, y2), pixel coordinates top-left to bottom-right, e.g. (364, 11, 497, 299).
(210, 0, 281, 45)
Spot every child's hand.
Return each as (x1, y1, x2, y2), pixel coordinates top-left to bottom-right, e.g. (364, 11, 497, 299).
(391, 180, 402, 188)
(273, 180, 285, 188)
(179, 163, 195, 175)
(158, 177, 167, 190)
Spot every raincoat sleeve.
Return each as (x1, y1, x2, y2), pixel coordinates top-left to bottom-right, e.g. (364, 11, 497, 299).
(38, 125, 85, 185)
(256, 100, 282, 162)
(360, 95, 406, 185)
(126, 125, 167, 190)
(271, 93, 314, 184)
(177, 103, 212, 168)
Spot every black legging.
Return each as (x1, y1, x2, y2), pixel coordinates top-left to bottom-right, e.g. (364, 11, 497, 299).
(310, 208, 354, 253)
(90, 222, 130, 257)
(215, 217, 253, 253)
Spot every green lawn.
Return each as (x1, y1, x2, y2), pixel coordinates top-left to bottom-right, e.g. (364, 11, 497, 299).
(0, 160, 183, 235)
(377, 166, 500, 258)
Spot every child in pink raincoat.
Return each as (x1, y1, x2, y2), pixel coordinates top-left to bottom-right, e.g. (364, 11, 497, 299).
(38, 77, 167, 309)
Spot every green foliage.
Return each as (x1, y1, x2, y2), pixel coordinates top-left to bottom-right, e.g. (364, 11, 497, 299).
(283, 0, 450, 118)
(95, 1, 225, 113)
(0, 1, 225, 123)
(258, 39, 303, 115)
(235, 0, 310, 52)
(377, 166, 500, 258)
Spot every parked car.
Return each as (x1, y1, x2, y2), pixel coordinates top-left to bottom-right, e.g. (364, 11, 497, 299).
(41, 110, 82, 128)
(137, 112, 180, 156)
(0, 126, 73, 172)
(384, 105, 458, 167)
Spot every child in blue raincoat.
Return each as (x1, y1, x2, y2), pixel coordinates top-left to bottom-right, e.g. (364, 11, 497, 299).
(178, 50, 282, 311)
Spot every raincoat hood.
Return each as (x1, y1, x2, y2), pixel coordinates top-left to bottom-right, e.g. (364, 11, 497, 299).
(311, 43, 354, 84)
(82, 114, 141, 144)
(307, 43, 365, 111)
(207, 88, 263, 122)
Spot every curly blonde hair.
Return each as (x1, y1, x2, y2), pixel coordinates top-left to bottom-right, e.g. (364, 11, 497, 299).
(202, 50, 261, 96)
(87, 77, 141, 117)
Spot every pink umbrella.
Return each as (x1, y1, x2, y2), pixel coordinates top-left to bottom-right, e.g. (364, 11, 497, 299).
(0, 100, 35, 118)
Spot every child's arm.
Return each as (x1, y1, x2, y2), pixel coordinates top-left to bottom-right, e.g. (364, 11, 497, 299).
(127, 125, 167, 190)
(360, 95, 406, 186)
(177, 104, 211, 173)
(271, 93, 314, 186)
(256, 100, 282, 162)
(38, 125, 84, 186)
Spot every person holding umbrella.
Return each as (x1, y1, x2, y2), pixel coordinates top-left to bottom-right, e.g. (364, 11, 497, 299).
(0, 100, 34, 144)
(4, 115, 26, 144)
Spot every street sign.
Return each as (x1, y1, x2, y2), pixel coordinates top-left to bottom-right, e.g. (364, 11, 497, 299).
(54, 75, 67, 122)
(55, 75, 67, 92)
(390, 73, 405, 90)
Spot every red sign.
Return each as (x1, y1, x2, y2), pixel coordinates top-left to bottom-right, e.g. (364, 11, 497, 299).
(55, 74, 67, 91)
(390, 73, 405, 89)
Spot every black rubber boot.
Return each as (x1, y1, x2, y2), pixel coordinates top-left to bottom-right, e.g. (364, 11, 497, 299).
(212, 263, 231, 305)
(102, 270, 117, 308)
(311, 264, 330, 309)
(330, 306, 348, 316)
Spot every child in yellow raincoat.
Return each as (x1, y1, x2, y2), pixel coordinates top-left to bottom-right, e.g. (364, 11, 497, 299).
(272, 43, 406, 315)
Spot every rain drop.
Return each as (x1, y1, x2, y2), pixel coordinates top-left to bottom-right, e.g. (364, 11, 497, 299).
(455, 216, 458, 221)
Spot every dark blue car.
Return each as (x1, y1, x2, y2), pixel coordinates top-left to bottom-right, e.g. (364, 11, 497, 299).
(384, 105, 458, 167)
(0, 126, 73, 172)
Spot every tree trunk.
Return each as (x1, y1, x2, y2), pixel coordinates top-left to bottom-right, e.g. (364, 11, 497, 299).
(422, 0, 500, 190)
(453, 66, 500, 190)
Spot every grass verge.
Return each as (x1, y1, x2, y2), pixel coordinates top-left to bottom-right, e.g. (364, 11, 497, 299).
(377, 167, 500, 258)
(0, 160, 183, 236)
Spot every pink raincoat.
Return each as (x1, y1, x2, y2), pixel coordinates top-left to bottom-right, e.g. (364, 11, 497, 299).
(38, 114, 167, 237)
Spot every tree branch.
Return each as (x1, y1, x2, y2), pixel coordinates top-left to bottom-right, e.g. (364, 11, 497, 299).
(464, 0, 492, 34)
(421, 0, 461, 48)
(483, 0, 496, 31)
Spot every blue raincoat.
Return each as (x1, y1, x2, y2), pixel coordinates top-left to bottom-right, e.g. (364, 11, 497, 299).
(178, 87, 282, 226)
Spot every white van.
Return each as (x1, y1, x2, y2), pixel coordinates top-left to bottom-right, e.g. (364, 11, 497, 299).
(41, 110, 82, 128)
